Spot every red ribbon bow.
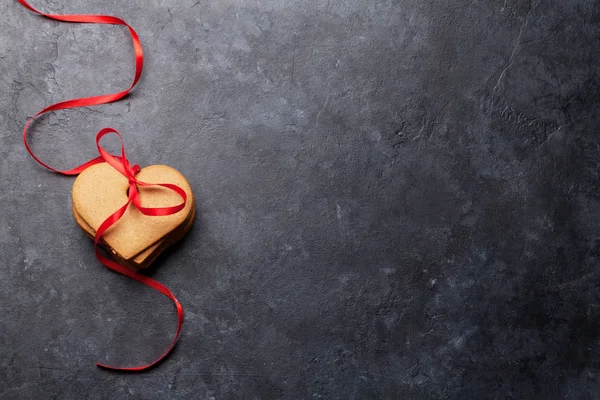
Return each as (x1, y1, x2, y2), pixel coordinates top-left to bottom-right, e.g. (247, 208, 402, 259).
(17, 1, 186, 371)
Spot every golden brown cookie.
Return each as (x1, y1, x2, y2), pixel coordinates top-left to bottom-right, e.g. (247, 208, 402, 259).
(72, 162, 195, 265)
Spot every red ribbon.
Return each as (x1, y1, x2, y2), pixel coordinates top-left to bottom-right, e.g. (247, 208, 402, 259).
(17, 1, 185, 371)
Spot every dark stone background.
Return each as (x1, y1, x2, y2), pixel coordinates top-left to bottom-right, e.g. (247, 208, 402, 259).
(1, 0, 599, 398)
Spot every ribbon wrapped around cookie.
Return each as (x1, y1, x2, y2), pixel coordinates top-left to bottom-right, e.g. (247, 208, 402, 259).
(17, 1, 190, 371)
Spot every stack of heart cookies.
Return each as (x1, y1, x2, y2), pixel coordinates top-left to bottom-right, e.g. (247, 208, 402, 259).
(71, 163, 195, 269)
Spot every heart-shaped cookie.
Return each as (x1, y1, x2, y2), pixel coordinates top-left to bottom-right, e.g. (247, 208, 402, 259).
(72, 163, 195, 266)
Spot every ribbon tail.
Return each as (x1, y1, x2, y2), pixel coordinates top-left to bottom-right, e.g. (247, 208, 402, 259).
(92, 200, 184, 371)
(94, 252, 184, 371)
(17, 0, 143, 175)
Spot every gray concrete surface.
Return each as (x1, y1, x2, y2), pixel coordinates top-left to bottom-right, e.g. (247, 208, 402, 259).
(1, 0, 600, 398)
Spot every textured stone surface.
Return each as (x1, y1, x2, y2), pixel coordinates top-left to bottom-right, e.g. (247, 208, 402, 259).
(1, 0, 599, 398)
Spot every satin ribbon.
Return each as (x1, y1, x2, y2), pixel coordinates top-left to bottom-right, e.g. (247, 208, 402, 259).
(17, 1, 185, 371)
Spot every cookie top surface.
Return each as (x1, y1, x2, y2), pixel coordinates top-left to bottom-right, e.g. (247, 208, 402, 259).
(72, 162, 194, 260)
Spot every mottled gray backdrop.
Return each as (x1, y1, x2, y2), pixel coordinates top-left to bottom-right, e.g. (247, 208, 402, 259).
(1, 0, 599, 398)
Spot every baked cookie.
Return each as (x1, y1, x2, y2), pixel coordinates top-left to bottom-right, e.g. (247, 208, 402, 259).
(72, 162, 195, 268)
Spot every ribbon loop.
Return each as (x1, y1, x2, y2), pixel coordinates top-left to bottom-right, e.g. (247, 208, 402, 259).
(17, 0, 185, 372)
(95, 129, 188, 215)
